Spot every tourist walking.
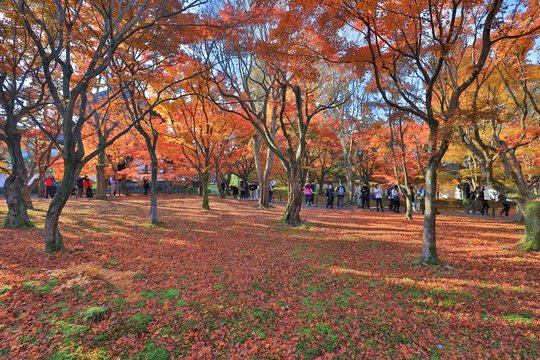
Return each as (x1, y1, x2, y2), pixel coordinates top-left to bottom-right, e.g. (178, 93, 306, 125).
(109, 176, 117, 197)
(45, 174, 55, 199)
(373, 184, 384, 212)
(83, 176, 93, 198)
(326, 183, 335, 209)
(336, 183, 346, 208)
(361, 183, 370, 209)
(143, 178, 150, 195)
(479, 187, 489, 215)
(304, 184, 313, 206)
(268, 181, 274, 203)
(467, 188, 477, 213)
(391, 185, 400, 213)
(498, 193, 510, 217)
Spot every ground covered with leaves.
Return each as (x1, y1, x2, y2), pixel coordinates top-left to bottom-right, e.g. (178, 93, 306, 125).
(0, 196, 538, 359)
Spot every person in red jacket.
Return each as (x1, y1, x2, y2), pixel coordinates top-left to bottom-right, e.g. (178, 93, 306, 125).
(83, 176, 93, 198)
(44, 175, 55, 199)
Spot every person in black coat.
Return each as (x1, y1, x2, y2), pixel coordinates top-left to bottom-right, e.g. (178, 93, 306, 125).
(326, 183, 335, 209)
(361, 183, 370, 209)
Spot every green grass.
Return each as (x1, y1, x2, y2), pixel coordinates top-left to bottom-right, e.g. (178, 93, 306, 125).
(162, 288, 181, 300)
(501, 312, 533, 325)
(0, 285, 10, 295)
(80, 306, 108, 321)
(133, 341, 170, 360)
(127, 314, 154, 333)
(56, 321, 90, 336)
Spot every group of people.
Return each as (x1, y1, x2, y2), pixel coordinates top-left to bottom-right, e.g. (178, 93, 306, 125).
(303, 182, 317, 206)
(303, 182, 428, 214)
(44, 175, 58, 199)
(461, 184, 511, 216)
(234, 181, 274, 203)
(77, 176, 94, 198)
(322, 182, 349, 209)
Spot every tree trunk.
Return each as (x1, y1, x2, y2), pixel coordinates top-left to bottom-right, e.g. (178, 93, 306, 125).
(95, 149, 107, 200)
(23, 182, 34, 210)
(421, 163, 440, 264)
(215, 170, 226, 199)
(318, 178, 325, 195)
(253, 134, 268, 209)
(150, 156, 159, 224)
(26, 177, 40, 209)
(37, 173, 46, 198)
(44, 163, 80, 252)
(404, 195, 414, 220)
(3, 129, 33, 229)
(201, 170, 210, 210)
(283, 164, 302, 225)
(347, 179, 355, 206)
(520, 201, 539, 251)
(259, 150, 275, 209)
(344, 155, 355, 205)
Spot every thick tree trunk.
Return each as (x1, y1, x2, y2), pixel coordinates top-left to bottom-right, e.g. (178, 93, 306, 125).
(3, 129, 33, 229)
(520, 201, 539, 251)
(201, 170, 210, 210)
(404, 195, 414, 220)
(421, 164, 440, 264)
(150, 157, 159, 224)
(44, 163, 80, 252)
(283, 164, 303, 225)
(95, 150, 107, 200)
(23, 182, 34, 210)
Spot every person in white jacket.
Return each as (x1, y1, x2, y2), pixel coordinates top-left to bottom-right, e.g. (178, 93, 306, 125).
(373, 184, 384, 212)
(391, 185, 401, 213)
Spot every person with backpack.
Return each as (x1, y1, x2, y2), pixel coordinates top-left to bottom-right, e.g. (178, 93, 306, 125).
(44, 175, 54, 199)
(361, 183, 371, 209)
(83, 176, 93, 198)
(336, 183, 346, 208)
(304, 183, 314, 206)
(143, 178, 150, 195)
(373, 184, 384, 212)
(325, 182, 335, 209)
(498, 193, 510, 217)
(230, 185, 239, 199)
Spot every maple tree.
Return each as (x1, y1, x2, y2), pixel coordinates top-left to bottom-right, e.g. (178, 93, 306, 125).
(458, 40, 540, 250)
(313, 0, 540, 263)
(0, 1, 45, 228)
(14, 0, 207, 251)
(206, 1, 346, 224)
(164, 79, 248, 210)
